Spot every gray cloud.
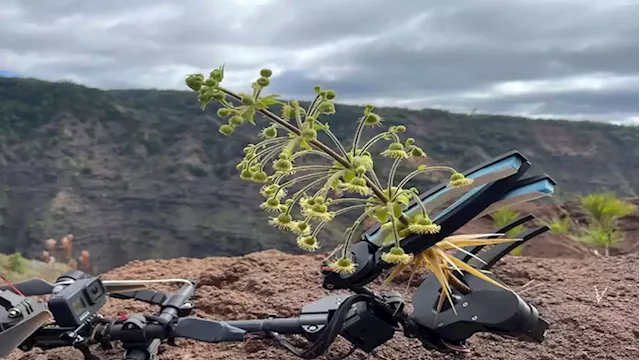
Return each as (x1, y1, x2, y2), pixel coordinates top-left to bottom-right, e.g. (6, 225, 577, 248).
(0, 0, 637, 124)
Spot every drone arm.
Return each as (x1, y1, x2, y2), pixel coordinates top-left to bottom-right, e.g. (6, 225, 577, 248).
(222, 314, 328, 335)
(0, 278, 56, 296)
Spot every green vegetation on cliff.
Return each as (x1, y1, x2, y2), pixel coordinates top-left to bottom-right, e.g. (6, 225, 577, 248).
(0, 77, 637, 271)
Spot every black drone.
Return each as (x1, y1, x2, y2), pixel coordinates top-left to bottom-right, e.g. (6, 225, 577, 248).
(1, 151, 553, 360)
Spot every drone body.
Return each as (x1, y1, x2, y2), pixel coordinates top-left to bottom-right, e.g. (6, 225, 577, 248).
(1, 150, 554, 359)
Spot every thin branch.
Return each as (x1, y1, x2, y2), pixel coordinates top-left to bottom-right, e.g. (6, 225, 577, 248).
(352, 116, 366, 156)
(278, 172, 333, 188)
(394, 166, 457, 195)
(387, 158, 403, 191)
(358, 132, 400, 155)
(323, 128, 350, 159)
(293, 150, 336, 162)
(342, 208, 376, 258)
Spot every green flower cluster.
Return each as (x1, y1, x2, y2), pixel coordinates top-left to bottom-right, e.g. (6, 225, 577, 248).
(184, 65, 474, 274)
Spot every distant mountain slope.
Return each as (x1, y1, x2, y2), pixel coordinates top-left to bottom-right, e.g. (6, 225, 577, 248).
(0, 77, 637, 271)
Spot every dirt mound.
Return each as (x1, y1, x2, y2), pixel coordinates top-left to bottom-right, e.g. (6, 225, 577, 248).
(8, 249, 638, 360)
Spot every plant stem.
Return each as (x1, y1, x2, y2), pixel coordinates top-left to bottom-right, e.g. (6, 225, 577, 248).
(390, 213, 401, 248)
(352, 117, 366, 156)
(293, 150, 336, 162)
(394, 166, 457, 196)
(367, 170, 384, 189)
(409, 192, 428, 217)
(258, 147, 284, 170)
(342, 208, 376, 258)
(387, 158, 403, 193)
(290, 175, 333, 205)
(249, 143, 286, 166)
(256, 137, 288, 149)
(358, 132, 400, 155)
(323, 128, 350, 159)
(328, 198, 370, 205)
(278, 172, 332, 188)
(290, 165, 337, 172)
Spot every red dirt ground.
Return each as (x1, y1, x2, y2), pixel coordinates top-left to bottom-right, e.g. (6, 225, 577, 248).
(7, 248, 639, 360)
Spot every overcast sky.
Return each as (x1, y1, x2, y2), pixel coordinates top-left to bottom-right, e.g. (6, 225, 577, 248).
(1, 0, 638, 125)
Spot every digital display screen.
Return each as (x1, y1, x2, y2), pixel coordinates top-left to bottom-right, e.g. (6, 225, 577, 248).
(72, 297, 85, 315)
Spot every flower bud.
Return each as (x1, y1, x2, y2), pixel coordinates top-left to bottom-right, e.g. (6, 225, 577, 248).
(396, 125, 407, 133)
(230, 116, 244, 125)
(355, 166, 367, 175)
(204, 78, 217, 87)
(324, 90, 336, 100)
(406, 138, 415, 145)
(262, 126, 277, 138)
(240, 169, 253, 180)
(210, 69, 223, 82)
(257, 77, 270, 86)
(219, 124, 234, 136)
(297, 222, 310, 232)
(277, 213, 292, 224)
(185, 74, 204, 91)
(217, 108, 232, 118)
(301, 128, 317, 140)
(411, 147, 425, 157)
(319, 102, 335, 115)
(314, 85, 321, 94)
(252, 171, 268, 182)
(212, 91, 225, 101)
(274, 158, 293, 173)
(260, 68, 273, 78)
(363, 113, 382, 126)
(241, 95, 255, 106)
(311, 203, 328, 214)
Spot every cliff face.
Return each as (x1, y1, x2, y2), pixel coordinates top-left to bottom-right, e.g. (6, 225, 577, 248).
(0, 77, 638, 271)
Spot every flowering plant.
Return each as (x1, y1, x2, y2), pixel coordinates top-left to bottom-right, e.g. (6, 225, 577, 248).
(185, 66, 519, 311)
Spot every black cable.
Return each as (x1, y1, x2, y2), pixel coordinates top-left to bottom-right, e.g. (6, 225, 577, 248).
(271, 294, 371, 359)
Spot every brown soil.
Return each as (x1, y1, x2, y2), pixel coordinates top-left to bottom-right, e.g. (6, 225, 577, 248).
(7, 249, 639, 360)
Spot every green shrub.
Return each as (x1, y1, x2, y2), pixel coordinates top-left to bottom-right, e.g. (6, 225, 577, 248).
(8, 252, 26, 273)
